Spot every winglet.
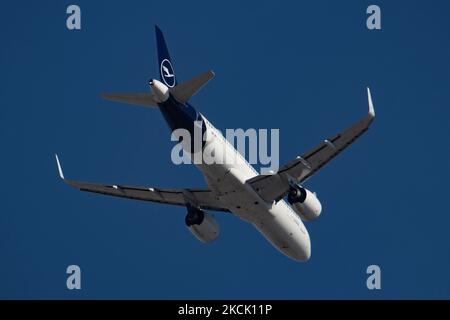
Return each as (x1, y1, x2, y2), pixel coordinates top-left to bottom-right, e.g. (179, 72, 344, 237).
(367, 87, 375, 118)
(55, 154, 65, 180)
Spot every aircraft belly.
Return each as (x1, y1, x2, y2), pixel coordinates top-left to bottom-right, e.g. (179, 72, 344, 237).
(252, 203, 311, 261)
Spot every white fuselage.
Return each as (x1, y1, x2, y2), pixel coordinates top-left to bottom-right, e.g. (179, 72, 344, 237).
(194, 115, 311, 261)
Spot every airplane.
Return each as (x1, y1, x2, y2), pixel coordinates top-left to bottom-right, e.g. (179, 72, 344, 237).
(55, 26, 375, 262)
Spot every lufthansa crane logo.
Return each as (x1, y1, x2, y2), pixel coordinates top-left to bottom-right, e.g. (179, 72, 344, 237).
(160, 59, 176, 87)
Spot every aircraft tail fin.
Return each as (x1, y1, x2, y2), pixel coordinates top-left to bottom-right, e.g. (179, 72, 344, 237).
(155, 25, 177, 88)
(170, 71, 215, 103)
(102, 27, 214, 107)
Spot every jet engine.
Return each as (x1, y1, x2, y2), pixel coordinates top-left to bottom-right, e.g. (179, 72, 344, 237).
(287, 185, 322, 221)
(185, 205, 220, 243)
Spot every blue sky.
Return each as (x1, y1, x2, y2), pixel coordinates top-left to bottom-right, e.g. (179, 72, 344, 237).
(1, 0, 449, 299)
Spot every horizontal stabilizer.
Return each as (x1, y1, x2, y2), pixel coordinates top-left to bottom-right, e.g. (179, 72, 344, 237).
(101, 93, 159, 108)
(170, 70, 215, 103)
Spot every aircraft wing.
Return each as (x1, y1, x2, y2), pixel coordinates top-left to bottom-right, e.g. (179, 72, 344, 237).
(247, 88, 376, 203)
(55, 155, 230, 212)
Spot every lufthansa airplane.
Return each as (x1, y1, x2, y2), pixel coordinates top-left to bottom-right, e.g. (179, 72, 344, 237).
(56, 26, 375, 261)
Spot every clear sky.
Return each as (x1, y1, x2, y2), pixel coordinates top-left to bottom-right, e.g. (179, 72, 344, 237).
(1, 0, 449, 299)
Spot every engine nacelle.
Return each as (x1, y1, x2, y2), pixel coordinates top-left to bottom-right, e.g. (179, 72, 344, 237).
(185, 205, 220, 243)
(288, 186, 322, 221)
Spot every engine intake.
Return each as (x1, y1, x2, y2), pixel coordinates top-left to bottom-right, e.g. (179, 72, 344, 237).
(287, 185, 322, 221)
(185, 204, 220, 243)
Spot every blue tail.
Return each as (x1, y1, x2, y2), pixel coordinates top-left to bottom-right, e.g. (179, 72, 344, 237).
(155, 25, 177, 88)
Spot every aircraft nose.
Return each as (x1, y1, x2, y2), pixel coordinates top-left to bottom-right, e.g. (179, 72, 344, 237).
(295, 231, 311, 262)
(303, 242, 311, 261)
